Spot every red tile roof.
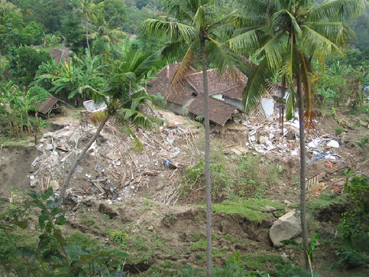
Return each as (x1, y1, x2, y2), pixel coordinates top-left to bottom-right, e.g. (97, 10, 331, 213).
(187, 96, 236, 126)
(148, 64, 247, 125)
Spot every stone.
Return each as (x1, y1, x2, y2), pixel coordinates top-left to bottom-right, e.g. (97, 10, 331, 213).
(269, 209, 302, 247)
(98, 203, 119, 219)
(50, 180, 60, 191)
(76, 165, 83, 173)
(264, 205, 277, 212)
(259, 136, 266, 144)
(45, 144, 53, 151)
(30, 178, 37, 188)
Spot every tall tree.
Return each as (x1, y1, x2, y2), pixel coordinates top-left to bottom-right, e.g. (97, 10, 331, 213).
(79, 0, 102, 54)
(59, 50, 163, 200)
(142, 1, 238, 275)
(229, 0, 366, 272)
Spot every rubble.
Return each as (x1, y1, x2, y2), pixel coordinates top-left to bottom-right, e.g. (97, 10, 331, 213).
(29, 111, 198, 206)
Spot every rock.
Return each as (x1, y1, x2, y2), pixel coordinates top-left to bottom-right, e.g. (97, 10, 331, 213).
(98, 203, 118, 219)
(50, 180, 60, 191)
(269, 209, 302, 247)
(30, 177, 37, 188)
(259, 136, 266, 144)
(76, 165, 83, 173)
(264, 205, 277, 212)
(45, 144, 53, 151)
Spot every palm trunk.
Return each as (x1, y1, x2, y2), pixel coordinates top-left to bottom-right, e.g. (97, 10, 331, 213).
(59, 115, 109, 201)
(201, 37, 212, 277)
(13, 113, 19, 139)
(85, 21, 90, 54)
(26, 112, 31, 135)
(297, 75, 309, 270)
(20, 113, 24, 138)
(34, 112, 39, 144)
(281, 77, 286, 134)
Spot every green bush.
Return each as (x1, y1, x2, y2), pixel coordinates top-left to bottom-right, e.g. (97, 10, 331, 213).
(0, 188, 129, 276)
(335, 173, 369, 269)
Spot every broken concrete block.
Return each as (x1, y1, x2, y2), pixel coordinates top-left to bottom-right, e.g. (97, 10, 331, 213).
(50, 180, 60, 191)
(269, 209, 302, 247)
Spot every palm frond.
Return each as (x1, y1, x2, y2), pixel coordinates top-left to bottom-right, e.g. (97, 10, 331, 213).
(299, 51, 314, 131)
(308, 0, 366, 22)
(285, 81, 296, 121)
(228, 28, 265, 55)
(258, 30, 286, 70)
(280, 33, 295, 79)
(305, 21, 355, 47)
(133, 51, 164, 80)
(206, 36, 240, 76)
(141, 17, 196, 43)
(300, 25, 342, 61)
(243, 59, 274, 113)
(171, 45, 196, 94)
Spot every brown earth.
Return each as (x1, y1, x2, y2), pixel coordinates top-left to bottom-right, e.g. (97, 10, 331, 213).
(0, 106, 368, 276)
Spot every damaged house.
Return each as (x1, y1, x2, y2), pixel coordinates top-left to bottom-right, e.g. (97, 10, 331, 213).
(147, 63, 248, 126)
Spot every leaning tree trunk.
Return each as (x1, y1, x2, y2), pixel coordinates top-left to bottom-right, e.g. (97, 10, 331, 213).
(59, 115, 109, 201)
(201, 37, 212, 277)
(297, 75, 309, 270)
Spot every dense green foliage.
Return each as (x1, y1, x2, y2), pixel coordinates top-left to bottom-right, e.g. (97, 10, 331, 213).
(0, 0, 369, 276)
(0, 188, 129, 276)
(334, 173, 369, 269)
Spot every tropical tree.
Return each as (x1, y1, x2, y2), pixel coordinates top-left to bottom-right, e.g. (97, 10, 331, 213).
(229, 0, 366, 271)
(79, 0, 103, 54)
(142, 1, 239, 275)
(90, 10, 127, 63)
(59, 49, 163, 200)
(35, 50, 105, 106)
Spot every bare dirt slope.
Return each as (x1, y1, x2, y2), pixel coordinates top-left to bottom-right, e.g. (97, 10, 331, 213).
(0, 106, 368, 276)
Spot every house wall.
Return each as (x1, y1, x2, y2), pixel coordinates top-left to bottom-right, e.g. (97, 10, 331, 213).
(165, 103, 187, 116)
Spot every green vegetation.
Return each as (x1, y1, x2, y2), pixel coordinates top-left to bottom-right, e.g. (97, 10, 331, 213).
(335, 173, 369, 269)
(308, 191, 347, 213)
(1, 0, 369, 276)
(0, 188, 128, 276)
(180, 153, 282, 200)
(213, 196, 284, 223)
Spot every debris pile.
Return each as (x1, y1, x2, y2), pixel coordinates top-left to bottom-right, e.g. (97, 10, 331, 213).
(243, 104, 343, 165)
(29, 112, 199, 205)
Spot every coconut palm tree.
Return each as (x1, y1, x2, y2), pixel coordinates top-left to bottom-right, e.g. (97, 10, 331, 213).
(142, 1, 240, 275)
(79, 0, 102, 54)
(229, 0, 366, 271)
(59, 49, 163, 201)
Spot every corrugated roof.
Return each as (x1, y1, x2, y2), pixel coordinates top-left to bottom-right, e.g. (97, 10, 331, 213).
(187, 96, 236, 126)
(34, 96, 58, 114)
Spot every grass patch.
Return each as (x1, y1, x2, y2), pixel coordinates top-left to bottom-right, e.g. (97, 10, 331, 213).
(241, 253, 284, 271)
(309, 191, 346, 211)
(65, 231, 101, 248)
(212, 196, 284, 222)
(0, 136, 34, 147)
